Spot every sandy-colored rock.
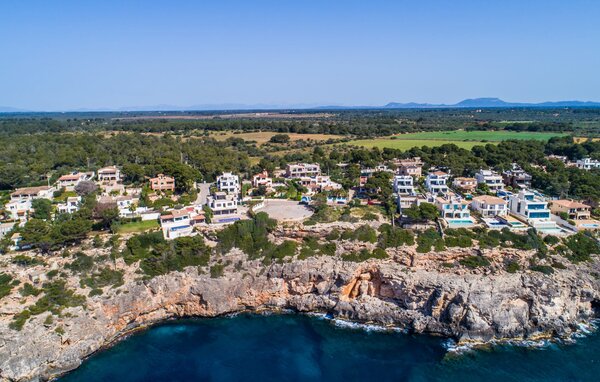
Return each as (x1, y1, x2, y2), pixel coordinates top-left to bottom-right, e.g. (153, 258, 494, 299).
(1, 253, 599, 381)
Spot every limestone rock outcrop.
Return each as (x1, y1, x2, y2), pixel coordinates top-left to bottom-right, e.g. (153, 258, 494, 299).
(1, 254, 599, 381)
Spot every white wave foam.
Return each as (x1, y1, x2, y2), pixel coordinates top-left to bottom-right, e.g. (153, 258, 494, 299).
(330, 318, 406, 333)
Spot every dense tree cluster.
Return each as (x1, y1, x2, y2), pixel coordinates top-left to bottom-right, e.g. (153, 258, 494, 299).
(0, 133, 250, 190)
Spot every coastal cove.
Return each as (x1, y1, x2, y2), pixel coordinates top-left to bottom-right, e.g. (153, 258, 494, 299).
(59, 314, 600, 382)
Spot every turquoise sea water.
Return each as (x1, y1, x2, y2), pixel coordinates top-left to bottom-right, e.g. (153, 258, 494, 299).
(60, 314, 600, 382)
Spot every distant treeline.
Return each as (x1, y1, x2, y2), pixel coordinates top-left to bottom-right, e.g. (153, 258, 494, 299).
(2, 108, 600, 137)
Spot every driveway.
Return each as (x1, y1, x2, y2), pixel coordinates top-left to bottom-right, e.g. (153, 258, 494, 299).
(196, 182, 212, 205)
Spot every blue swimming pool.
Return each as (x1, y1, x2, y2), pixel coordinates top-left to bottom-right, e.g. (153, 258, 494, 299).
(446, 219, 475, 227)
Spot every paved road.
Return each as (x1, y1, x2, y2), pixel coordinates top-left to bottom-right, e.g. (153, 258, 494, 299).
(196, 182, 212, 205)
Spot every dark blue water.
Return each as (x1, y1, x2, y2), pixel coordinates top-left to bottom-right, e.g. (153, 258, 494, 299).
(60, 314, 600, 382)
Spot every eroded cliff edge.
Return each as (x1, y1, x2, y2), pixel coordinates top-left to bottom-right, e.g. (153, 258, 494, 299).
(1, 251, 600, 382)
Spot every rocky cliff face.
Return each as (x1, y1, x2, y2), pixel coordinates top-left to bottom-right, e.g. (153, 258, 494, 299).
(1, 251, 599, 382)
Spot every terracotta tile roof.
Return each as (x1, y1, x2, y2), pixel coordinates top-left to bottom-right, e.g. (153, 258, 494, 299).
(552, 199, 589, 209)
(59, 174, 81, 181)
(11, 186, 51, 196)
(473, 195, 506, 204)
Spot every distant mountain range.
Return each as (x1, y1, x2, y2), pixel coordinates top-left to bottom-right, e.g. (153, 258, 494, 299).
(382, 98, 600, 109)
(2, 98, 600, 113)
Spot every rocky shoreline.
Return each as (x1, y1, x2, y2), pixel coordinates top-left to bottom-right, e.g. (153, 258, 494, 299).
(2, 247, 600, 382)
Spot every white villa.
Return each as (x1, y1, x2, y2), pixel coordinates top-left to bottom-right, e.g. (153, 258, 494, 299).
(471, 195, 508, 217)
(57, 171, 94, 190)
(361, 165, 393, 177)
(305, 175, 342, 193)
(576, 158, 600, 170)
(434, 193, 471, 219)
(4, 199, 32, 222)
(286, 163, 321, 178)
(393, 175, 416, 195)
(160, 207, 205, 240)
(207, 191, 239, 219)
(397, 194, 428, 212)
(425, 171, 449, 195)
(97, 166, 121, 183)
(217, 172, 240, 196)
(252, 171, 273, 189)
(57, 196, 82, 214)
(10, 186, 54, 202)
(5, 186, 54, 223)
(0, 221, 16, 239)
(475, 169, 504, 192)
(508, 189, 558, 231)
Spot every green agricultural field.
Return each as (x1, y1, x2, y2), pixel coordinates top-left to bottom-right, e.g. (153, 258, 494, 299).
(347, 130, 566, 150)
(347, 139, 484, 150)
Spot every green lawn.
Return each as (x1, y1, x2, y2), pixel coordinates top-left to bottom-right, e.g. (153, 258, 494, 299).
(346, 130, 566, 150)
(116, 219, 159, 234)
(53, 191, 78, 202)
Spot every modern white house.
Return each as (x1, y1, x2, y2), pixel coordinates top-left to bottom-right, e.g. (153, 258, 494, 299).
(434, 194, 471, 219)
(508, 189, 559, 231)
(471, 195, 508, 217)
(286, 163, 321, 178)
(425, 171, 449, 195)
(576, 158, 600, 170)
(393, 175, 416, 195)
(397, 194, 428, 213)
(115, 195, 141, 217)
(434, 193, 474, 227)
(207, 191, 239, 218)
(57, 196, 81, 214)
(217, 172, 240, 195)
(475, 169, 504, 192)
(160, 207, 205, 239)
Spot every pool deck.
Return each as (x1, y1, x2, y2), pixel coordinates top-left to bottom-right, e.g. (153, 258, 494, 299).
(574, 219, 600, 231)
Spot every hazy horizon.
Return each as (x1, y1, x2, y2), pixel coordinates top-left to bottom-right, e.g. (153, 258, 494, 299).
(2, 0, 599, 110)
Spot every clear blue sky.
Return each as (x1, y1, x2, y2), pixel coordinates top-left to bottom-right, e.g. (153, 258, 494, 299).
(1, 0, 599, 110)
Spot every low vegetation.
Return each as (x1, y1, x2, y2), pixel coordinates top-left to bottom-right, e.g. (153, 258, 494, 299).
(416, 229, 445, 253)
(122, 233, 210, 277)
(10, 280, 86, 331)
(459, 255, 491, 269)
(0, 273, 19, 299)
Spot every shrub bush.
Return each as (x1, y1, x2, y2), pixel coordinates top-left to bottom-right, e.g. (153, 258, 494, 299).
(459, 255, 491, 268)
(529, 265, 554, 275)
(505, 261, 520, 273)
